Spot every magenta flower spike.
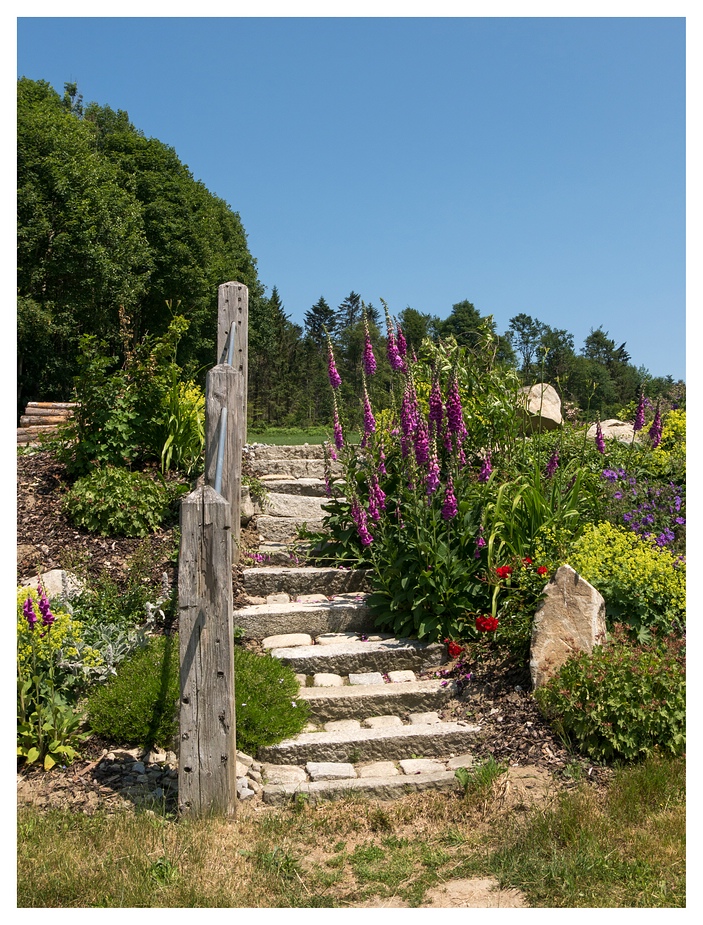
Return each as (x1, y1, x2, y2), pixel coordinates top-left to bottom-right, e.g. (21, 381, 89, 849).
(23, 594, 38, 631)
(649, 405, 662, 448)
(327, 344, 342, 390)
(363, 315, 377, 376)
(38, 589, 55, 627)
(441, 475, 458, 520)
(595, 420, 606, 454)
(633, 392, 646, 432)
(351, 498, 373, 547)
(545, 448, 560, 478)
(414, 418, 430, 466)
(429, 377, 443, 435)
(478, 453, 492, 483)
(446, 376, 465, 437)
(396, 324, 407, 358)
(426, 447, 441, 496)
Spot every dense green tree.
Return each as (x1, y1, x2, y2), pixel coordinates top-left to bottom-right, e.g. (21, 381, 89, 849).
(398, 307, 441, 353)
(508, 313, 547, 380)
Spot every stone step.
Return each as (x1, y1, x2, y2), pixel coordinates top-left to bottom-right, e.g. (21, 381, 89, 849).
(248, 459, 338, 480)
(271, 637, 447, 676)
(257, 493, 331, 521)
(246, 444, 327, 460)
(299, 678, 457, 723)
(240, 566, 371, 598)
(255, 514, 325, 543)
(255, 477, 333, 498)
(262, 768, 464, 806)
(234, 595, 374, 638)
(257, 719, 481, 765)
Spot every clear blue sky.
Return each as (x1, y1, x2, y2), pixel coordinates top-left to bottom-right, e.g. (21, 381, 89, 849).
(16, 13, 686, 380)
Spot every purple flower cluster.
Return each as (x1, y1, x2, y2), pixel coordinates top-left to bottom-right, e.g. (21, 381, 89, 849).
(649, 406, 663, 448)
(633, 392, 646, 432)
(445, 376, 466, 441)
(396, 325, 408, 359)
(429, 377, 443, 436)
(363, 320, 377, 376)
(426, 446, 441, 496)
(362, 387, 376, 441)
(368, 475, 386, 523)
(601, 469, 685, 552)
(23, 594, 37, 631)
(414, 418, 429, 466)
(333, 403, 344, 450)
(478, 453, 492, 483)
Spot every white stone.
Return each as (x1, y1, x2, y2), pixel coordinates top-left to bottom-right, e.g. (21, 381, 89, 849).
(387, 670, 417, 683)
(266, 593, 291, 604)
(22, 568, 84, 601)
(348, 672, 385, 686)
(446, 753, 475, 770)
(399, 758, 446, 775)
(408, 712, 441, 725)
(296, 594, 329, 604)
(518, 383, 563, 431)
(587, 419, 643, 445)
(313, 673, 344, 687)
(315, 632, 360, 646)
(362, 716, 403, 729)
(530, 564, 607, 690)
(306, 762, 357, 781)
(262, 632, 313, 649)
(263, 764, 307, 785)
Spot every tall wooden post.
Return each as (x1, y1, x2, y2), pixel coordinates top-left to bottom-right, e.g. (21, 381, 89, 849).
(178, 485, 236, 817)
(217, 281, 248, 447)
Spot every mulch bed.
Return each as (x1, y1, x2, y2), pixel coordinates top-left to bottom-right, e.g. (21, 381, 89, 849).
(16, 448, 612, 816)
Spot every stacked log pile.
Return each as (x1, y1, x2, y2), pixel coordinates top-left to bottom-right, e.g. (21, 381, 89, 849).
(17, 402, 77, 445)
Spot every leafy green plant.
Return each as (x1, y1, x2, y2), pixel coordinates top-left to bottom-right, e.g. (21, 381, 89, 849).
(160, 374, 205, 478)
(535, 625, 685, 762)
(63, 466, 186, 537)
(569, 522, 685, 641)
(17, 587, 94, 769)
(85, 637, 309, 754)
(86, 634, 180, 749)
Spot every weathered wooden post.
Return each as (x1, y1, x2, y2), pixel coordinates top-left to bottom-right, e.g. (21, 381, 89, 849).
(178, 484, 236, 817)
(177, 281, 248, 818)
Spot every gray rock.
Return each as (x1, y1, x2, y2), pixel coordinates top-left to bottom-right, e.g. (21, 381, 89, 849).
(262, 632, 312, 649)
(446, 753, 475, 770)
(399, 758, 446, 775)
(262, 764, 308, 785)
(518, 383, 563, 431)
(22, 568, 84, 601)
(362, 715, 403, 729)
(348, 672, 385, 686)
(306, 762, 357, 781)
(357, 761, 400, 778)
(313, 673, 344, 687)
(530, 564, 607, 689)
(324, 719, 362, 732)
(408, 711, 441, 725)
(387, 670, 417, 683)
(587, 419, 643, 445)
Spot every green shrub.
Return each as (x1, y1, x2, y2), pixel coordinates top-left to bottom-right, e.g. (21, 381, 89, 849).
(86, 635, 179, 749)
(63, 466, 185, 537)
(569, 522, 685, 641)
(233, 648, 309, 755)
(85, 637, 309, 754)
(534, 626, 685, 763)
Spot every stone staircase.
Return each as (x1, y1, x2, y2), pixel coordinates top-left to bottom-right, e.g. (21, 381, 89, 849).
(236, 444, 479, 805)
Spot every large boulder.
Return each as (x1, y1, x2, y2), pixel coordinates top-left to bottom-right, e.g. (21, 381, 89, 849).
(586, 419, 642, 445)
(518, 383, 562, 432)
(530, 565, 607, 690)
(21, 568, 84, 601)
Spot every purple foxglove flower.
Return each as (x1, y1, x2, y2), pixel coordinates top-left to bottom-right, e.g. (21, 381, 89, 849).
(378, 445, 387, 477)
(396, 324, 407, 358)
(545, 448, 559, 478)
(429, 377, 443, 435)
(400, 384, 419, 439)
(595, 421, 605, 454)
(363, 327, 377, 377)
(633, 392, 645, 432)
(446, 376, 464, 435)
(23, 594, 37, 631)
(474, 533, 487, 558)
(649, 406, 662, 448)
(414, 418, 429, 466)
(371, 474, 386, 512)
(443, 427, 453, 454)
(441, 475, 458, 520)
(426, 451, 441, 496)
(351, 498, 373, 547)
(478, 453, 492, 483)
(38, 590, 54, 628)
(333, 405, 344, 450)
(327, 346, 342, 389)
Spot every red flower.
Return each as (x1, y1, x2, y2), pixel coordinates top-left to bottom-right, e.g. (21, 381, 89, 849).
(446, 640, 463, 659)
(475, 615, 499, 632)
(522, 557, 533, 566)
(537, 566, 548, 577)
(495, 565, 513, 579)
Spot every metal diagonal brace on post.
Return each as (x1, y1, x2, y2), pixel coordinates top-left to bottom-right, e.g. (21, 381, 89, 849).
(214, 406, 228, 495)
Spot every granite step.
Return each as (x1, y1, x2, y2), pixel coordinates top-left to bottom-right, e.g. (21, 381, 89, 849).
(234, 595, 374, 638)
(255, 514, 325, 543)
(253, 477, 333, 498)
(246, 444, 327, 460)
(271, 637, 447, 676)
(248, 459, 338, 480)
(240, 566, 371, 598)
(298, 678, 457, 723)
(257, 719, 481, 765)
